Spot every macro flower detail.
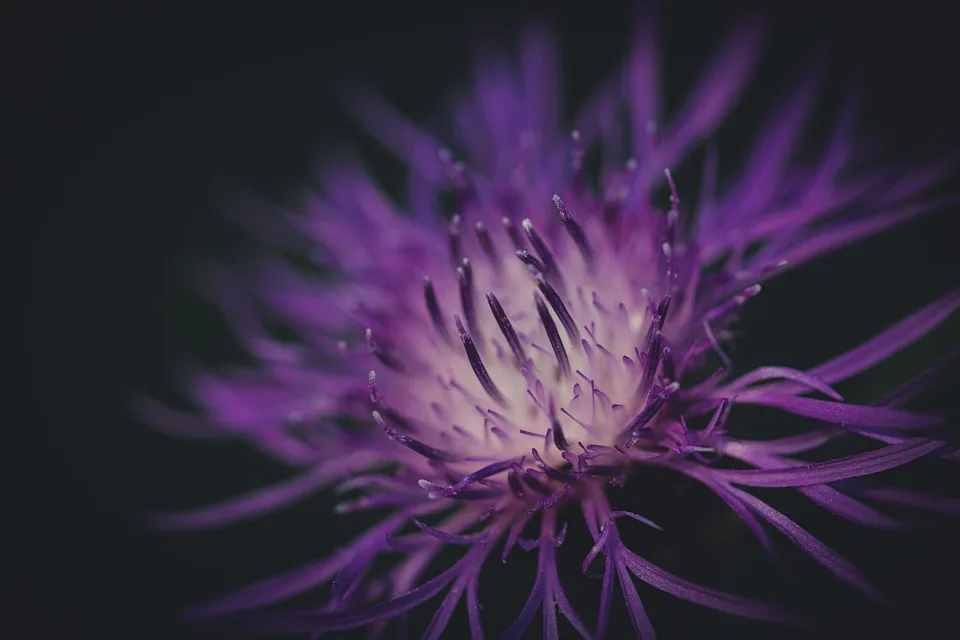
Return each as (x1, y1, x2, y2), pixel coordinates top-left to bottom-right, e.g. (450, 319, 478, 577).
(145, 15, 959, 640)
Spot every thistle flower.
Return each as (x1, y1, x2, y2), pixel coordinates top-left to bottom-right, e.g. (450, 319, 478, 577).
(144, 14, 959, 639)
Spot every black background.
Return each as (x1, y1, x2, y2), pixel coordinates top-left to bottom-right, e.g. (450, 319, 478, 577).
(13, 1, 960, 638)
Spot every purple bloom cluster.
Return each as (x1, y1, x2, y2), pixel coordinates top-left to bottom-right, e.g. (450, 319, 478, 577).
(145, 14, 959, 639)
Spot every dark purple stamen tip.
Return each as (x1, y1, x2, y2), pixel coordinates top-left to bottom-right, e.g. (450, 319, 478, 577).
(502, 217, 525, 250)
(534, 292, 571, 377)
(373, 411, 460, 462)
(657, 292, 672, 329)
(486, 290, 526, 367)
(508, 470, 526, 499)
(365, 328, 405, 372)
(522, 218, 564, 290)
(638, 329, 663, 397)
(623, 382, 680, 443)
(475, 221, 499, 269)
(458, 259, 480, 340)
(552, 419, 570, 451)
(423, 276, 451, 344)
(553, 194, 593, 269)
(513, 462, 552, 496)
(454, 313, 507, 406)
(516, 249, 546, 274)
(535, 274, 580, 344)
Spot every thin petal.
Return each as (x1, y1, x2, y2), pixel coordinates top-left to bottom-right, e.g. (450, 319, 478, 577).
(737, 395, 943, 429)
(728, 486, 891, 604)
(147, 455, 379, 531)
(710, 438, 944, 487)
(720, 366, 842, 400)
(753, 290, 960, 396)
(234, 562, 463, 633)
(621, 547, 801, 623)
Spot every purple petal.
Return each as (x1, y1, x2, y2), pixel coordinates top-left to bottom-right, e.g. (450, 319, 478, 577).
(722, 366, 843, 400)
(184, 513, 407, 619)
(610, 510, 663, 531)
(699, 477, 778, 559)
(773, 196, 959, 271)
(711, 438, 944, 487)
(466, 576, 486, 640)
(341, 81, 445, 183)
(411, 518, 489, 546)
(728, 487, 891, 604)
(235, 560, 466, 633)
(721, 428, 840, 457)
(877, 347, 960, 408)
(737, 395, 943, 430)
(843, 484, 960, 516)
(147, 456, 379, 531)
(798, 484, 910, 530)
(657, 16, 764, 175)
(615, 557, 657, 639)
(621, 547, 802, 623)
(755, 290, 960, 395)
(423, 572, 473, 640)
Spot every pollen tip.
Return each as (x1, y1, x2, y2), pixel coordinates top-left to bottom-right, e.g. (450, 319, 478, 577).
(522, 218, 533, 231)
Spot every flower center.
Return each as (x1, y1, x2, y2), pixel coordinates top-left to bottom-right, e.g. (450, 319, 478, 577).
(368, 194, 682, 498)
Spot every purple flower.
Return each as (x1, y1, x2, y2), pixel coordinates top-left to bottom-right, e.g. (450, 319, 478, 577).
(144, 14, 959, 639)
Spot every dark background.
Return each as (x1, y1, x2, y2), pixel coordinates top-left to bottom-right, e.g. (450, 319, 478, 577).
(13, 0, 960, 638)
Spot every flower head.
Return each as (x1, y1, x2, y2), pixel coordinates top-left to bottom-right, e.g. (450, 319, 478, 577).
(145, 14, 959, 639)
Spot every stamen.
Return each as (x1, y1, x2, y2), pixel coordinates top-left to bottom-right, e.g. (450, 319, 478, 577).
(365, 328, 404, 372)
(553, 194, 593, 269)
(516, 249, 546, 274)
(535, 274, 580, 344)
(457, 259, 480, 339)
(454, 314, 507, 406)
(502, 217, 525, 251)
(534, 292, 571, 377)
(474, 222, 499, 268)
(423, 276, 451, 344)
(486, 290, 526, 367)
(373, 411, 460, 462)
(657, 292, 672, 329)
(522, 218, 564, 290)
(508, 471, 526, 499)
(623, 382, 681, 444)
(638, 329, 662, 398)
(552, 419, 570, 451)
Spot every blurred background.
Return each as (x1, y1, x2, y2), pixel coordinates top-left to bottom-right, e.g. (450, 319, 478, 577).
(14, 0, 960, 638)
